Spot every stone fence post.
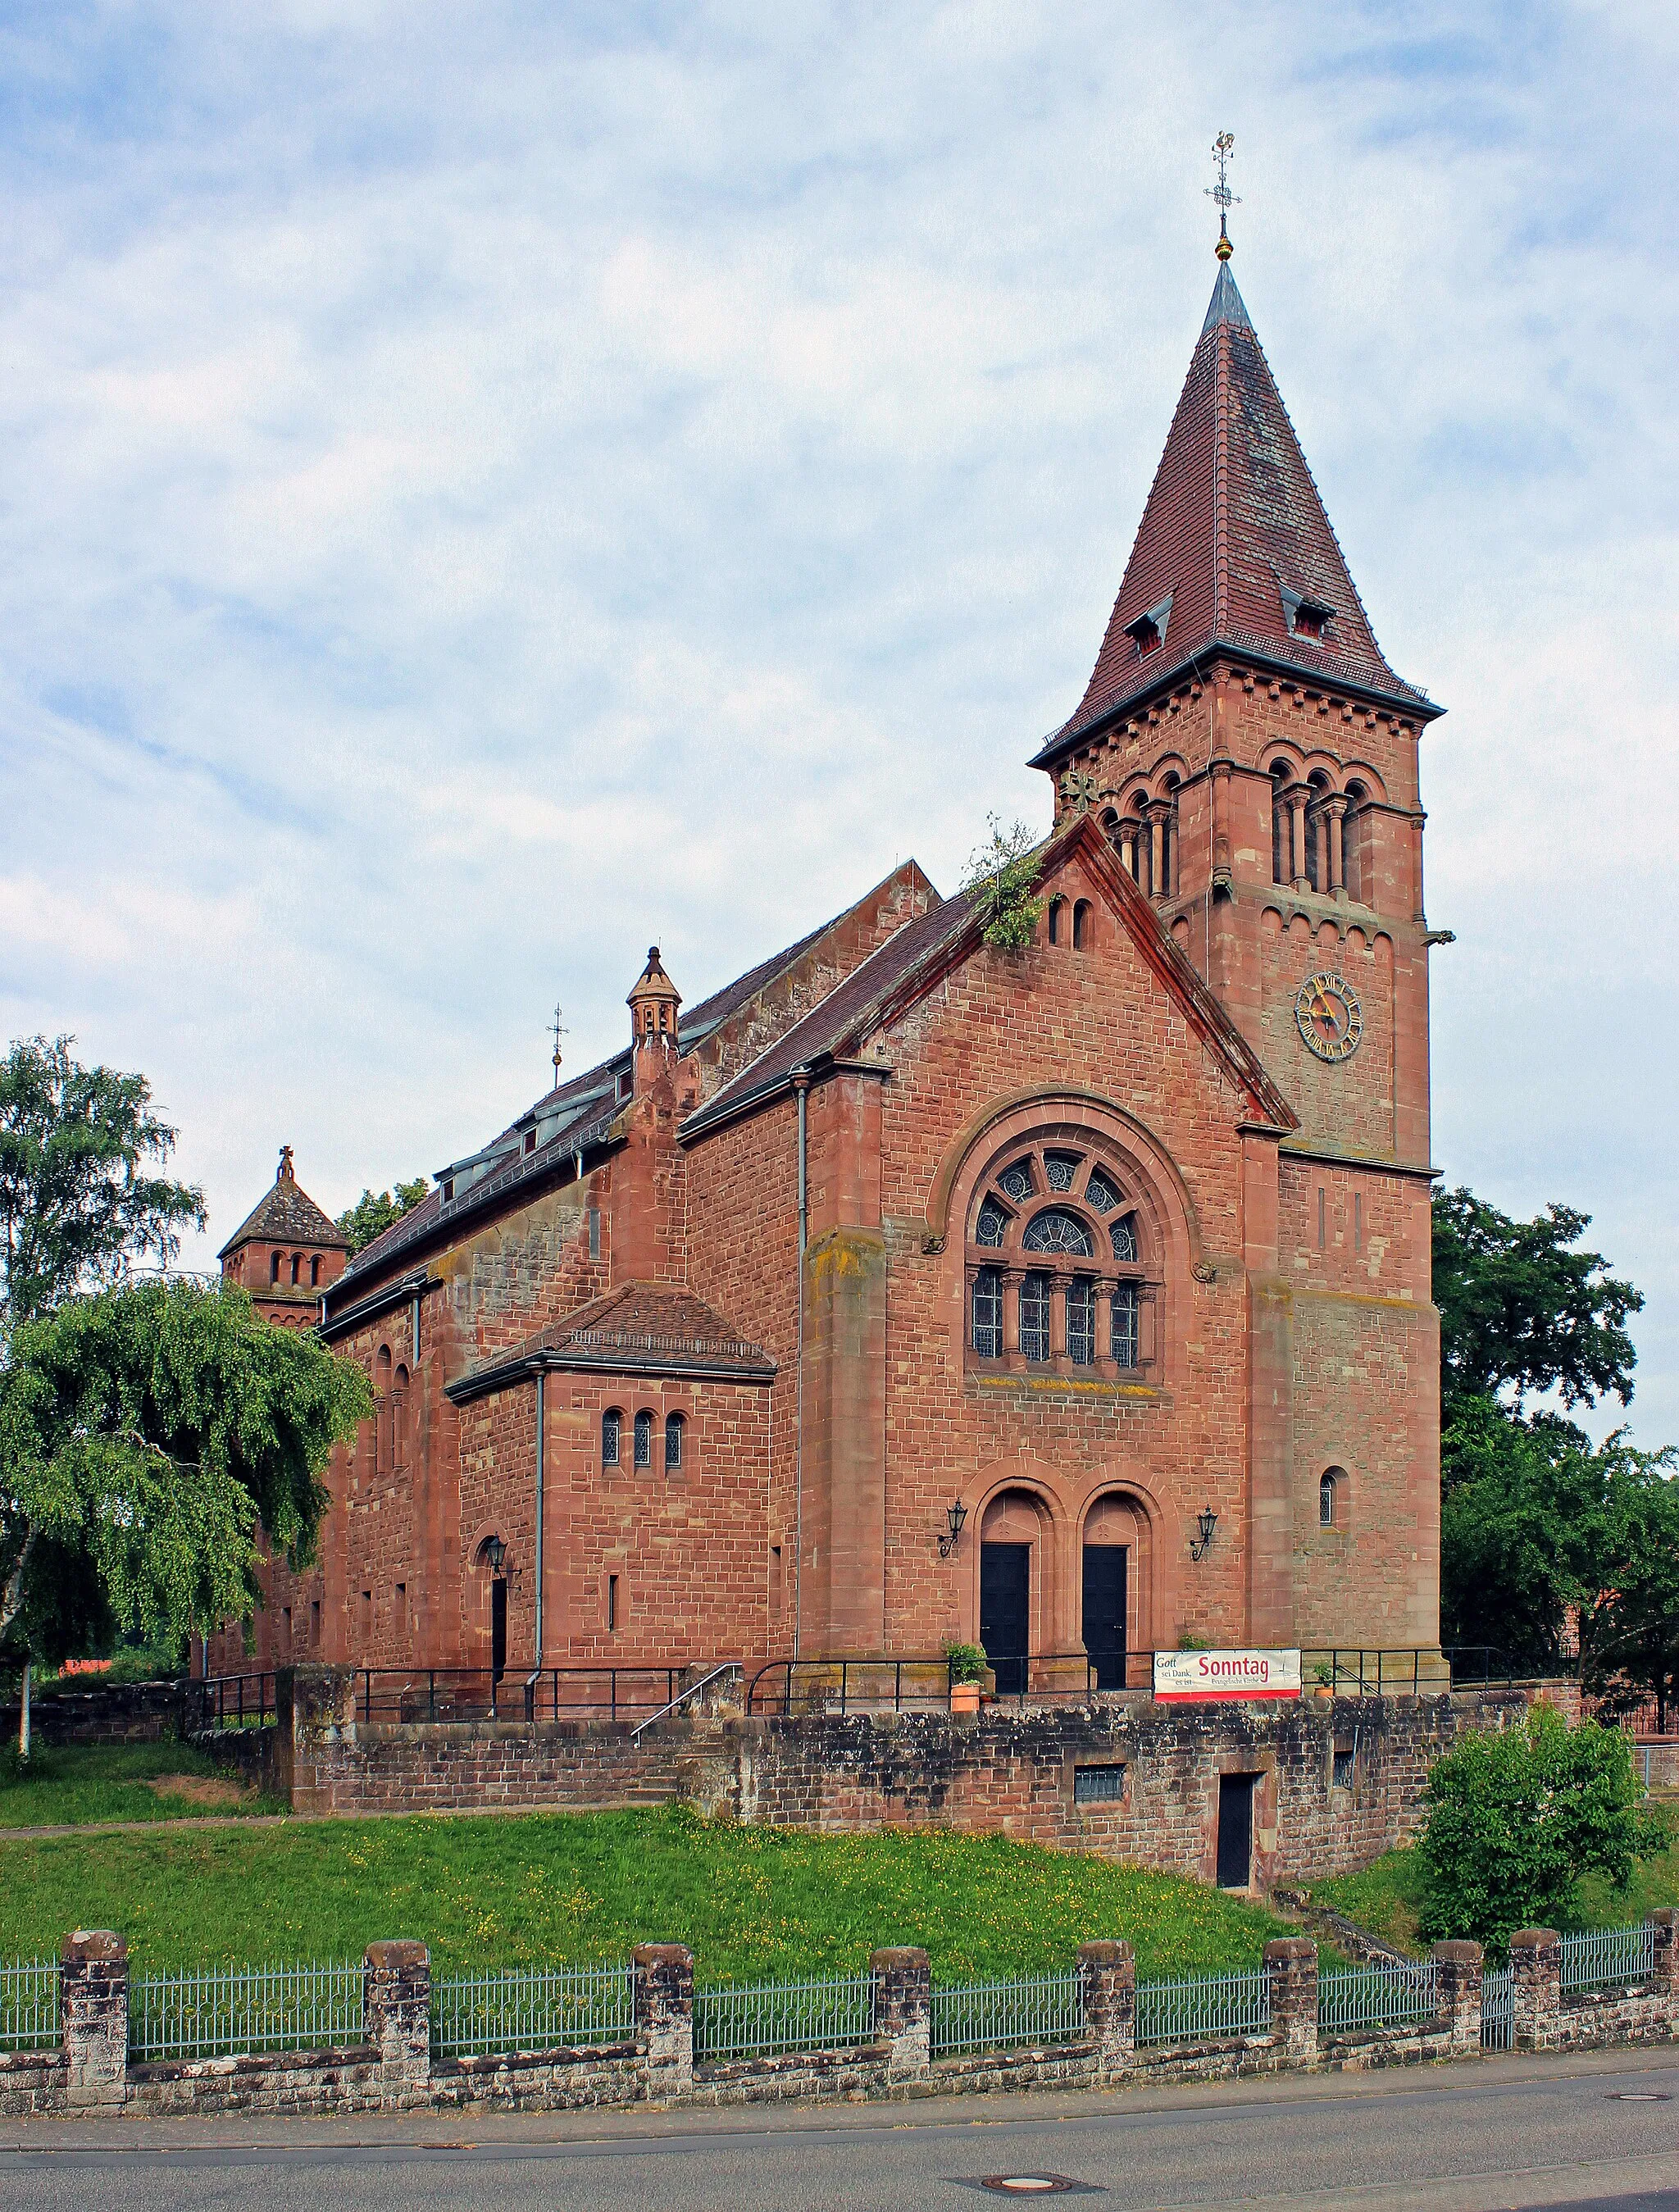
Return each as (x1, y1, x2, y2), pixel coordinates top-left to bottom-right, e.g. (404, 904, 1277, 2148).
(1510, 1928, 1561, 2051)
(364, 1941, 430, 2098)
(1077, 1941, 1135, 2082)
(870, 1947, 931, 2083)
(1431, 1941, 1483, 2055)
(1265, 1937, 1317, 2065)
(1650, 1910, 1679, 2011)
(635, 1945, 694, 2099)
(61, 1931, 127, 2108)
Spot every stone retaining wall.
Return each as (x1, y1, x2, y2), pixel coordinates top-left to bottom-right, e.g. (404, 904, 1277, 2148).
(5, 1916, 1674, 2120)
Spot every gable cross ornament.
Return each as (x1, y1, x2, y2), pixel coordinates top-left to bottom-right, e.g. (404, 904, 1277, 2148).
(1205, 130, 1240, 262)
(1059, 767, 1099, 814)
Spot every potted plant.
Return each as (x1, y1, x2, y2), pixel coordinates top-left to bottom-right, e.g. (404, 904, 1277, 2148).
(1313, 1662, 1334, 1702)
(946, 1642, 987, 1715)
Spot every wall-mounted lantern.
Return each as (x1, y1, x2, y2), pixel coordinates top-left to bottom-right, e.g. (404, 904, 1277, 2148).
(938, 1498, 969, 1559)
(485, 1533, 507, 1577)
(1190, 1507, 1218, 1563)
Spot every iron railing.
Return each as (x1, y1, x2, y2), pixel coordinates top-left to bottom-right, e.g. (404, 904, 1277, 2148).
(930, 1968, 1084, 2056)
(1481, 1964, 1513, 2050)
(1558, 1924, 1656, 1994)
(1135, 1965, 1271, 2046)
(0, 1959, 60, 2052)
(346, 1666, 691, 1725)
(746, 1653, 1157, 1716)
(1317, 1961, 1439, 2036)
(630, 1662, 742, 1743)
(431, 1962, 634, 2058)
(694, 1973, 874, 2061)
(129, 1961, 363, 2061)
(186, 1673, 277, 1732)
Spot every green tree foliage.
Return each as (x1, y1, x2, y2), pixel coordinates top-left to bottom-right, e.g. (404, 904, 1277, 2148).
(962, 816, 1046, 953)
(1432, 1186, 1641, 1413)
(0, 1278, 371, 1668)
(0, 1035, 206, 1335)
(335, 1177, 429, 1256)
(1584, 1458, 1679, 1731)
(1417, 1707, 1660, 1957)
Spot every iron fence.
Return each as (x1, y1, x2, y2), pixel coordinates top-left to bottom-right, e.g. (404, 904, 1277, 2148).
(693, 1973, 874, 2060)
(0, 1959, 60, 2052)
(1481, 1964, 1513, 2050)
(1135, 1964, 1271, 2046)
(431, 1962, 634, 2058)
(1558, 1924, 1655, 1995)
(186, 1673, 277, 1732)
(348, 1666, 688, 1725)
(1317, 1961, 1439, 2036)
(929, 1968, 1085, 2056)
(128, 1961, 363, 2062)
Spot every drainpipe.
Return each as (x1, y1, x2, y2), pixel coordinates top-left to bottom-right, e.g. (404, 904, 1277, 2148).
(793, 1068, 812, 1662)
(534, 1367, 546, 1668)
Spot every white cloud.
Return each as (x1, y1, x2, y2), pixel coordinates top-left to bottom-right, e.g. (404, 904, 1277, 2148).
(2, 0, 1676, 1437)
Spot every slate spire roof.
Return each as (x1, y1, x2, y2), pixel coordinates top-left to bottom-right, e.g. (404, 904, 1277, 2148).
(217, 1146, 348, 1260)
(1034, 254, 1438, 767)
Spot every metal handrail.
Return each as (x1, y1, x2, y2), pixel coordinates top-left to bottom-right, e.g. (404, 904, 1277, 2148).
(744, 1651, 1156, 1716)
(630, 1663, 743, 1743)
(348, 1665, 690, 1726)
(189, 1672, 278, 1732)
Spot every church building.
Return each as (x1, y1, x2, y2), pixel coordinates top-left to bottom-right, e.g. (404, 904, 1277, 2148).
(212, 240, 1446, 1691)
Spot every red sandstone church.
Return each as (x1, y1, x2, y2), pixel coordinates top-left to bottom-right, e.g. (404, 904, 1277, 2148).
(212, 246, 1445, 1692)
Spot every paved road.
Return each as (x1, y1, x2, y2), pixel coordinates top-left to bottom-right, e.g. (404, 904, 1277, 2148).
(4, 2047, 1678, 2211)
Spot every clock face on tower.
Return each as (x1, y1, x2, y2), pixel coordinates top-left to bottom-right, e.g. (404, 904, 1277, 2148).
(1295, 972, 1363, 1063)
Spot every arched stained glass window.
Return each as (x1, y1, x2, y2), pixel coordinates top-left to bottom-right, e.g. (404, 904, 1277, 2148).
(634, 1409, 653, 1468)
(971, 1267, 1002, 1359)
(1067, 1277, 1096, 1365)
(1111, 1215, 1138, 1263)
(665, 1412, 685, 1471)
(1085, 1172, 1121, 1214)
(1022, 1208, 1094, 1258)
(1019, 1272, 1052, 1362)
(974, 1201, 1008, 1248)
(1044, 1151, 1081, 1191)
(603, 1409, 622, 1465)
(998, 1161, 1034, 1203)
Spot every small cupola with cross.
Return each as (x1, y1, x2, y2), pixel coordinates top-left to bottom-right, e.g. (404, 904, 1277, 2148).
(627, 944, 682, 1087)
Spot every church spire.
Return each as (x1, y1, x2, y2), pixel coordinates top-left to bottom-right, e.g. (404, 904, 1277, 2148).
(1032, 173, 1438, 775)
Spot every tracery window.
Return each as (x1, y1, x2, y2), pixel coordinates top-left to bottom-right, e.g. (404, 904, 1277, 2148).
(963, 1137, 1155, 1380)
(665, 1412, 685, 1471)
(634, 1409, 653, 1468)
(603, 1408, 622, 1465)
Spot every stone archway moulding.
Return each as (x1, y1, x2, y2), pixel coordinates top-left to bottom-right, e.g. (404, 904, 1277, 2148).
(921, 1086, 1205, 1272)
(964, 1458, 1182, 1657)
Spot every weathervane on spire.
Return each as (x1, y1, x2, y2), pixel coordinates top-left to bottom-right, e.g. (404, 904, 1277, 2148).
(1205, 130, 1240, 262)
(549, 1001, 566, 1084)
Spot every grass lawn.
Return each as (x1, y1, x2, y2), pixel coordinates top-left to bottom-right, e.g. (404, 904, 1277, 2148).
(0, 1800, 1300, 1986)
(0, 1742, 281, 1827)
(1311, 1805, 1679, 1956)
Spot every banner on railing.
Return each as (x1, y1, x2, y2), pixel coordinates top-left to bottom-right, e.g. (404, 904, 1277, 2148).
(1153, 1649, 1301, 1702)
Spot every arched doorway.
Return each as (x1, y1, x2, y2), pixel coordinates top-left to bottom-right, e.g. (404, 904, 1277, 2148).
(1082, 1492, 1144, 1691)
(980, 1491, 1049, 1695)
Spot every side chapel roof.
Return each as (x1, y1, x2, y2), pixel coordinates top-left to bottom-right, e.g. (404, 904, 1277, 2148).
(448, 1280, 776, 1401)
(1032, 257, 1440, 769)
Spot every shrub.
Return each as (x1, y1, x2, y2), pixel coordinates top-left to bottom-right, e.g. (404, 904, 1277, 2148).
(944, 1642, 988, 1685)
(1417, 1705, 1661, 1957)
(962, 817, 1046, 953)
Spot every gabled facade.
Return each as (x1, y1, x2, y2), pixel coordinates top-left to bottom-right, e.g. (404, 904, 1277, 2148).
(207, 249, 1445, 1688)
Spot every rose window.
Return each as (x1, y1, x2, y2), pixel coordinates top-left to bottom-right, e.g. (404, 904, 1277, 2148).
(964, 1142, 1152, 1375)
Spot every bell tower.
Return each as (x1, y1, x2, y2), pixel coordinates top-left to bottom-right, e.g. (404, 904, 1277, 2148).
(1032, 224, 1445, 1176)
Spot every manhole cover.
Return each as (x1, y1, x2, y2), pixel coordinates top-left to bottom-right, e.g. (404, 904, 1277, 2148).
(979, 2180, 1099, 2196)
(1605, 2091, 1671, 2101)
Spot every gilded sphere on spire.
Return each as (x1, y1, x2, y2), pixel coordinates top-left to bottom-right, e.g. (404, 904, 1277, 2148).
(1216, 232, 1233, 262)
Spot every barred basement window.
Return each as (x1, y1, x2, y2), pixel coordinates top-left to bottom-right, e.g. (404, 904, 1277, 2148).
(602, 1408, 621, 1466)
(971, 1267, 1003, 1359)
(634, 1409, 653, 1468)
(1112, 1282, 1140, 1368)
(665, 1411, 685, 1471)
(1020, 1272, 1052, 1363)
(1073, 1764, 1126, 1805)
(1067, 1277, 1096, 1366)
(1333, 1744, 1355, 1790)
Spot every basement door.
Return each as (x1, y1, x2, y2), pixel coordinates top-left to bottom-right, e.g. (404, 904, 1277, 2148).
(1216, 1773, 1257, 1890)
(980, 1541, 1031, 1696)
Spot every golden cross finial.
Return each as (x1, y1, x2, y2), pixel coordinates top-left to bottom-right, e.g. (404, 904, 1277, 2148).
(549, 1002, 566, 1082)
(1205, 130, 1240, 261)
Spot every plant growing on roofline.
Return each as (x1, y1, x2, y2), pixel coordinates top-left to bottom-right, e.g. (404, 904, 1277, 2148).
(962, 816, 1046, 953)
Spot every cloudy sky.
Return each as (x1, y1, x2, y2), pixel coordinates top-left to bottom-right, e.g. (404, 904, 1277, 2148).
(2, 3, 1675, 1441)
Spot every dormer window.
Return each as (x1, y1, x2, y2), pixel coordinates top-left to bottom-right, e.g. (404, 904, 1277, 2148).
(524, 1130, 537, 1154)
(441, 1178, 454, 1203)
(1281, 585, 1335, 641)
(1124, 592, 1173, 660)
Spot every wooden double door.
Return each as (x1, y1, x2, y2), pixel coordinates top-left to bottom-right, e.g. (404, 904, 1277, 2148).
(978, 1536, 1129, 1695)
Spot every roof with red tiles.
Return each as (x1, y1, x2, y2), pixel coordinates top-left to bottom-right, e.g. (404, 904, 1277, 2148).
(1032, 258, 1439, 770)
(217, 1149, 348, 1261)
(449, 1280, 776, 1399)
